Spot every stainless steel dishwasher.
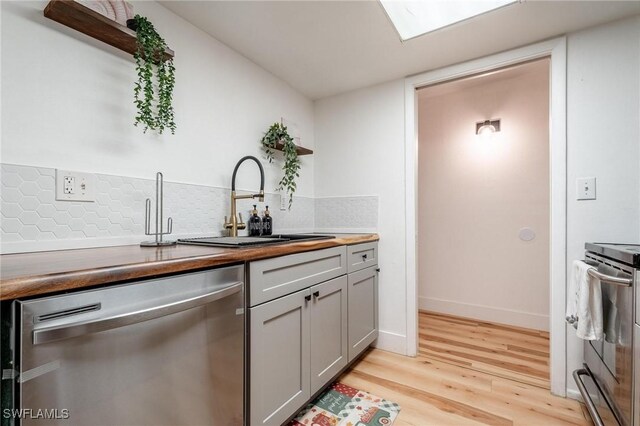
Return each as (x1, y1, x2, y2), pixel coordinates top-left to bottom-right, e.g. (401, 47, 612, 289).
(11, 265, 244, 426)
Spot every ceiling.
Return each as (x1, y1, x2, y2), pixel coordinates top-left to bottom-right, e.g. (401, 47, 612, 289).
(160, 1, 640, 100)
(419, 57, 549, 99)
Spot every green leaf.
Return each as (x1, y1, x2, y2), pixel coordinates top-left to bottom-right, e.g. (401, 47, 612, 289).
(260, 122, 301, 209)
(132, 15, 176, 135)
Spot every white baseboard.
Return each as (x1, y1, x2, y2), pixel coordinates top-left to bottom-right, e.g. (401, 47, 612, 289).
(419, 296, 550, 331)
(374, 330, 407, 355)
(566, 388, 582, 402)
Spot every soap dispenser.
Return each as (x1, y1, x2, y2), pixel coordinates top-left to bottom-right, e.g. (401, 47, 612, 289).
(248, 205, 262, 236)
(262, 205, 273, 236)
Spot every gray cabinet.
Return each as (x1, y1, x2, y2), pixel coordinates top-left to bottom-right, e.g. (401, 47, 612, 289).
(248, 243, 379, 425)
(310, 275, 348, 393)
(249, 288, 310, 426)
(249, 246, 347, 307)
(348, 266, 378, 362)
(249, 276, 349, 425)
(347, 242, 378, 273)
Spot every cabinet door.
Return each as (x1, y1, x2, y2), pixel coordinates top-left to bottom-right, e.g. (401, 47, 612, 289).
(348, 267, 378, 362)
(310, 275, 348, 393)
(249, 289, 310, 426)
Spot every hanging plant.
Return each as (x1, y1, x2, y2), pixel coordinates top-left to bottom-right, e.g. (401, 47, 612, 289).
(261, 122, 300, 209)
(128, 15, 176, 135)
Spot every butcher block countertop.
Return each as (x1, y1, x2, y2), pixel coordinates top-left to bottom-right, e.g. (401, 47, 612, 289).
(0, 234, 378, 301)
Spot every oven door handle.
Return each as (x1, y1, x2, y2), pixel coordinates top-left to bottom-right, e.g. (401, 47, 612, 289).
(587, 269, 632, 287)
(573, 369, 605, 426)
(32, 281, 243, 345)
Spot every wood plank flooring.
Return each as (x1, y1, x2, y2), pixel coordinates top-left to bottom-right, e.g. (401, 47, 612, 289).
(419, 311, 551, 389)
(339, 311, 591, 426)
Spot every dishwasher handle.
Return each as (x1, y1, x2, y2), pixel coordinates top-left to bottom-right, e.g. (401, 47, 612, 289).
(32, 281, 243, 345)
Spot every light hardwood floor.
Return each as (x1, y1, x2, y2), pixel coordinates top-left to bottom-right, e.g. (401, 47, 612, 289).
(339, 311, 591, 426)
(419, 311, 551, 389)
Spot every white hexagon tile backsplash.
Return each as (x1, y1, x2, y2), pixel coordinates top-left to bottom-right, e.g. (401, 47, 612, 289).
(0, 163, 377, 253)
(315, 196, 379, 231)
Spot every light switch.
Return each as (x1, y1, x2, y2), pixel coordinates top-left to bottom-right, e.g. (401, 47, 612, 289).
(576, 177, 596, 200)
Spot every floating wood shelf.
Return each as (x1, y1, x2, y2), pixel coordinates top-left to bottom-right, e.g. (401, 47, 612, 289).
(274, 142, 313, 156)
(44, 0, 174, 61)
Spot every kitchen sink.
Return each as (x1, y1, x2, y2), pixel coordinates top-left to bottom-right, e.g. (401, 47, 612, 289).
(177, 234, 334, 248)
(259, 234, 334, 241)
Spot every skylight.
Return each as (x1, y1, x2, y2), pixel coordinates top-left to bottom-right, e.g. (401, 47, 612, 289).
(379, 0, 519, 41)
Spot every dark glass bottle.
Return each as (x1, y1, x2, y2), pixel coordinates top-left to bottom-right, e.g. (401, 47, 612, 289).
(262, 205, 273, 236)
(248, 205, 262, 236)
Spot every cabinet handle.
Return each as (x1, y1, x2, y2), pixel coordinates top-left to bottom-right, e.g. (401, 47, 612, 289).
(313, 291, 320, 299)
(376, 268, 381, 272)
(362, 254, 368, 260)
(304, 295, 311, 302)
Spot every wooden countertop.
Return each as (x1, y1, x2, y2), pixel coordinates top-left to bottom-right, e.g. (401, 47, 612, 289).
(0, 234, 378, 301)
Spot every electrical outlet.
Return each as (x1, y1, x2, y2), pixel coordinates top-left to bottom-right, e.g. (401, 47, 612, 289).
(56, 169, 96, 202)
(64, 176, 75, 194)
(576, 177, 596, 200)
(280, 193, 287, 211)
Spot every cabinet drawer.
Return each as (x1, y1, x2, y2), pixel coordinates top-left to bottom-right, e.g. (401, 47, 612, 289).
(249, 246, 347, 307)
(347, 242, 378, 273)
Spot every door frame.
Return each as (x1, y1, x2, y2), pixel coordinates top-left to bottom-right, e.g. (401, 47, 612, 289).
(403, 37, 567, 396)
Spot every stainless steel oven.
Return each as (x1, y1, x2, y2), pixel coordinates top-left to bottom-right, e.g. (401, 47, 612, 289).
(635, 322, 639, 426)
(574, 243, 639, 426)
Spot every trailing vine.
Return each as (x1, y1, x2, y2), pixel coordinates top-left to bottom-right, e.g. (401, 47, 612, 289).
(130, 15, 176, 135)
(261, 122, 300, 209)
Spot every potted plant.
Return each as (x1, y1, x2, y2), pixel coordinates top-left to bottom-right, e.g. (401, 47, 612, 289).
(261, 122, 300, 209)
(127, 15, 176, 135)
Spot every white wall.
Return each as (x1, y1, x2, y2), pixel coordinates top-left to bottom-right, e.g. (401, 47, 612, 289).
(565, 16, 640, 394)
(418, 62, 550, 331)
(1, 1, 314, 196)
(314, 15, 640, 375)
(314, 79, 407, 353)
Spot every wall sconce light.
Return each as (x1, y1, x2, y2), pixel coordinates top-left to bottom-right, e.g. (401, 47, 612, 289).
(476, 119, 501, 135)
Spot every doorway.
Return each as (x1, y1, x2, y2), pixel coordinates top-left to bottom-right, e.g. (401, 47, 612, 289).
(403, 38, 568, 396)
(416, 58, 551, 385)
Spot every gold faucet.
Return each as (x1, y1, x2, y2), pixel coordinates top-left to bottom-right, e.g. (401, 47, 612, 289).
(224, 156, 265, 237)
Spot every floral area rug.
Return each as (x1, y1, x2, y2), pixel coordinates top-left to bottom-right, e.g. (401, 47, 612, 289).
(289, 382, 401, 426)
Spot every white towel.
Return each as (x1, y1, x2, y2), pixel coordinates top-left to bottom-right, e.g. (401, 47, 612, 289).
(566, 260, 603, 340)
(566, 260, 589, 326)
